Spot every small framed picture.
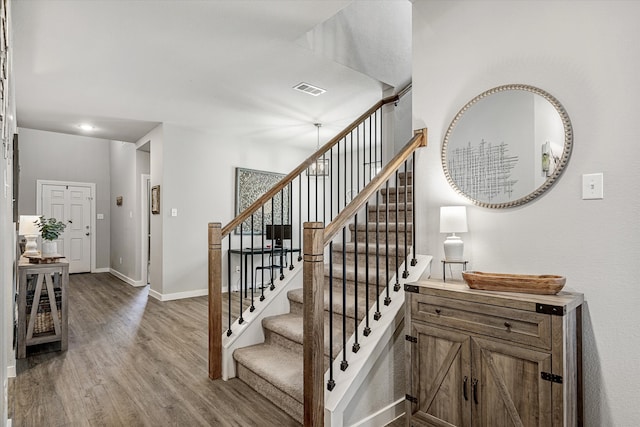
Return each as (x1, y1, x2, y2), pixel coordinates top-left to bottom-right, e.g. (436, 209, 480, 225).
(151, 185, 160, 214)
(116, 196, 123, 206)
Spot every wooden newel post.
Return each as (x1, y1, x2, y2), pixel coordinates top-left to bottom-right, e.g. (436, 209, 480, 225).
(303, 222, 325, 426)
(208, 222, 222, 380)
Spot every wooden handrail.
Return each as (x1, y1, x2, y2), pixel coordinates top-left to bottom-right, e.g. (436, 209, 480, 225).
(220, 94, 400, 238)
(323, 128, 427, 245)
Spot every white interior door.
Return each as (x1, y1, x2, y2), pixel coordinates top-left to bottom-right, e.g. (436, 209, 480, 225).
(41, 183, 92, 273)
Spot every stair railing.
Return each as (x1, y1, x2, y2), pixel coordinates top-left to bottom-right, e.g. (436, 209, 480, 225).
(208, 93, 402, 380)
(303, 128, 427, 426)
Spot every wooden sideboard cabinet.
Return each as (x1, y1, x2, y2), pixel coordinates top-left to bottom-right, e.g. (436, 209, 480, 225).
(405, 280, 583, 427)
(17, 257, 69, 358)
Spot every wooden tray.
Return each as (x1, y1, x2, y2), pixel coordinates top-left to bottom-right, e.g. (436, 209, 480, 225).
(24, 254, 64, 264)
(462, 271, 566, 295)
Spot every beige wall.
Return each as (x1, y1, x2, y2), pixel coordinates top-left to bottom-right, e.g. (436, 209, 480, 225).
(412, 1, 640, 424)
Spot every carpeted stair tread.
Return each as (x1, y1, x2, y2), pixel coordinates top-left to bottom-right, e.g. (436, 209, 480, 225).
(324, 262, 401, 286)
(348, 222, 413, 232)
(262, 312, 346, 358)
(287, 286, 376, 321)
(331, 242, 408, 257)
(233, 343, 303, 403)
(367, 202, 413, 212)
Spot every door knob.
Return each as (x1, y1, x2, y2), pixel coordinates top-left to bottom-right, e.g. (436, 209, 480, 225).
(85, 232, 90, 236)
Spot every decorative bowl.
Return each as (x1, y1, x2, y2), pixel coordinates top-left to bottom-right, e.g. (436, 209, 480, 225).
(462, 271, 566, 295)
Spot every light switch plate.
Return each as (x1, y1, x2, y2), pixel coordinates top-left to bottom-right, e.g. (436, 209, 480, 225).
(97, 213, 104, 220)
(171, 208, 178, 217)
(582, 173, 604, 200)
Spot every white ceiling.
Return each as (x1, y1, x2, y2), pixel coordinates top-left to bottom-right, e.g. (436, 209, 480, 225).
(11, 1, 407, 147)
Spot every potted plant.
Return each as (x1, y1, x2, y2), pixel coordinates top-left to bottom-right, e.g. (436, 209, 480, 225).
(36, 216, 66, 256)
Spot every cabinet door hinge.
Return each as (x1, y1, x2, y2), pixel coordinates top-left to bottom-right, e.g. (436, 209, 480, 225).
(405, 394, 418, 404)
(536, 303, 565, 316)
(404, 284, 419, 293)
(541, 372, 563, 384)
(405, 334, 417, 343)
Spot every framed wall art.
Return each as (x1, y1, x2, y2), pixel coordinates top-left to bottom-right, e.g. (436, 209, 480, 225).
(151, 185, 160, 214)
(235, 167, 289, 234)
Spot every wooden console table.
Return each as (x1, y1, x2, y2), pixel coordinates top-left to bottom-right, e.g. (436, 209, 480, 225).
(17, 256, 69, 358)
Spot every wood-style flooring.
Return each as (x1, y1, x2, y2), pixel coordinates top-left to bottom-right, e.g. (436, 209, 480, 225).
(9, 273, 300, 426)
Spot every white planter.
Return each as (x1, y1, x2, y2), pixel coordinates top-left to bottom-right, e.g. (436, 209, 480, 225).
(41, 240, 58, 256)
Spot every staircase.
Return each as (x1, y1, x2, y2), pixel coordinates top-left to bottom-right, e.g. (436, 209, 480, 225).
(233, 172, 414, 423)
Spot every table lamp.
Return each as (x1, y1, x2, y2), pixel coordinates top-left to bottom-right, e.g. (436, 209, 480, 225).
(440, 206, 468, 261)
(19, 215, 41, 256)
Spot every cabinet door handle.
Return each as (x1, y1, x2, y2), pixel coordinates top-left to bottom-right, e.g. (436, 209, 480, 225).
(472, 379, 479, 404)
(463, 376, 468, 401)
(435, 308, 441, 314)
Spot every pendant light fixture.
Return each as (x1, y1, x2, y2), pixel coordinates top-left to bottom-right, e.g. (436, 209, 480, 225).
(306, 123, 330, 177)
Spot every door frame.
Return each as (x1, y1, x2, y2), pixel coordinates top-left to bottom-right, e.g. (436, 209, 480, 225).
(140, 174, 151, 286)
(36, 179, 97, 272)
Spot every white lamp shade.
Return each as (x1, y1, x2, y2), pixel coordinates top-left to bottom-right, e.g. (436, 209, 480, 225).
(19, 215, 41, 236)
(440, 206, 468, 233)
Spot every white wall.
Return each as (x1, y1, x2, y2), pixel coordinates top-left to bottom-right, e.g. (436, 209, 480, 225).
(109, 140, 150, 284)
(1, 1, 17, 422)
(412, 1, 640, 425)
(17, 128, 111, 269)
(159, 124, 309, 297)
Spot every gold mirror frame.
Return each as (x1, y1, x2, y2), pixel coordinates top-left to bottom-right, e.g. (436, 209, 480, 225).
(442, 84, 573, 208)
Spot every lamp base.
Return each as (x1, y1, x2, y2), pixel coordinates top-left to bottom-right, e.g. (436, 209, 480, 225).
(23, 235, 39, 257)
(443, 234, 464, 261)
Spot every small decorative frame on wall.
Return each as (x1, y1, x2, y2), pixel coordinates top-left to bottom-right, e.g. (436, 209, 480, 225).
(151, 185, 160, 214)
(116, 196, 123, 206)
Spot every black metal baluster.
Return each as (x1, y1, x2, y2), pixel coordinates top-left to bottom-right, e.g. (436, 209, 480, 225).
(341, 227, 348, 371)
(411, 152, 418, 266)
(403, 160, 410, 278)
(261, 205, 266, 301)
(239, 233, 244, 324)
(337, 139, 341, 215)
(330, 146, 334, 222)
(289, 181, 294, 270)
(298, 176, 302, 262)
(250, 215, 255, 312)
(227, 237, 232, 336)
(363, 200, 371, 337)
(315, 152, 319, 222)
(384, 179, 391, 306)
(270, 198, 276, 291)
(374, 186, 381, 321)
(280, 188, 285, 280)
(394, 170, 401, 291)
(353, 213, 360, 353)
(327, 240, 336, 391)
(323, 152, 326, 226)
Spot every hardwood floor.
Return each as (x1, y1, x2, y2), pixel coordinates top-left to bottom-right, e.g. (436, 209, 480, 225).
(9, 273, 300, 426)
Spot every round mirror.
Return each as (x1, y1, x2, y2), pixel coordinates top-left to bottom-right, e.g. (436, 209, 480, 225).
(442, 84, 573, 208)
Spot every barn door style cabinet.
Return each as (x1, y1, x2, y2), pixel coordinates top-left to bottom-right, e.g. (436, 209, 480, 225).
(405, 281, 583, 427)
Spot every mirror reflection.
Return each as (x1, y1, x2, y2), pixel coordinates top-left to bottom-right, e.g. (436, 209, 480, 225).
(442, 84, 572, 208)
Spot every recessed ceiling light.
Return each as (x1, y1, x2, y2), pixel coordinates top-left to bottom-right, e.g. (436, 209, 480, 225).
(78, 123, 94, 131)
(293, 82, 326, 96)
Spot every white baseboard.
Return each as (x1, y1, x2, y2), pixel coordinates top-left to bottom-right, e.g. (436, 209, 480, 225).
(92, 267, 110, 273)
(7, 418, 11, 427)
(148, 288, 208, 302)
(350, 399, 404, 427)
(109, 269, 145, 287)
(7, 365, 15, 378)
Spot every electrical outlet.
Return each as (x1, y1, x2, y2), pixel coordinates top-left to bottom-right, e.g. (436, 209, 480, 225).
(235, 265, 240, 273)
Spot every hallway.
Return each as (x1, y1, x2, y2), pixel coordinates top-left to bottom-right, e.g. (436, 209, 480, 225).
(9, 273, 299, 426)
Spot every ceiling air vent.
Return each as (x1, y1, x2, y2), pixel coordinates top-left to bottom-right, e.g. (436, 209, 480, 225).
(293, 82, 326, 96)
